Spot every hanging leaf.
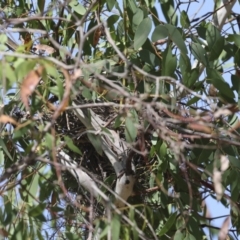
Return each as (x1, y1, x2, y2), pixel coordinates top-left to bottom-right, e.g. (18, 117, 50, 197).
(139, 49, 160, 67)
(69, 0, 86, 15)
(127, 0, 138, 14)
(106, 0, 115, 11)
(160, 0, 177, 26)
(111, 214, 121, 240)
(125, 117, 137, 143)
(180, 10, 190, 28)
(152, 24, 187, 54)
(64, 136, 82, 155)
(37, 0, 45, 13)
(52, 69, 72, 120)
(162, 45, 177, 77)
(93, 27, 102, 47)
(0, 138, 13, 161)
(174, 230, 184, 240)
(157, 211, 177, 236)
(20, 65, 44, 110)
(218, 216, 230, 240)
(206, 68, 234, 99)
(132, 8, 144, 32)
(87, 133, 103, 156)
(180, 54, 199, 88)
(190, 42, 208, 66)
(152, 25, 168, 42)
(206, 23, 224, 60)
(134, 17, 152, 50)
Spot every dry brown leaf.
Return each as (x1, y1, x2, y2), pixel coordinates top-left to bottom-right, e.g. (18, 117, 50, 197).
(213, 167, 223, 200)
(187, 123, 212, 134)
(0, 228, 8, 237)
(218, 216, 230, 240)
(71, 68, 83, 81)
(220, 155, 229, 172)
(20, 65, 44, 110)
(208, 84, 218, 97)
(201, 200, 211, 219)
(0, 115, 18, 126)
(34, 44, 55, 55)
(93, 27, 102, 47)
(21, 32, 33, 51)
(214, 109, 232, 118)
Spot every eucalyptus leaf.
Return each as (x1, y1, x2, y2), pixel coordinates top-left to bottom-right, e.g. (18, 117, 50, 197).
(134, 17, 152, 50)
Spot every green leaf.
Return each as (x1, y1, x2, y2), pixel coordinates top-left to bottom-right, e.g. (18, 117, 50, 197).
(231, 74, 240, 109)
(28, 203, 46, 218)
(206, 23, 221, 48)
(0, 138, 13, 161)
(49, 86, 59, 98)
(125, 117, 137, 143)
(106, 0, 115, 11)
(206, 68, 234, 99)
(28, 173, 39, 204)
(197, 148, 213, 164)
(64, 136, 82, 155)
(231, 74, 240, 91)
(114, 114, 123, 128)
(174, 230, 184, 240)
(0, 34, 8, 44)
(159, 141, 167, 159)
(160, 0, 177, 26)
(17, 60, 37, 81)
(132, 8, 144, 32)
(82, 87, 92, 100)
(180, 11, 190, 28)
(0, 149, 4, 166)
(3, 64, 16, 88)
(99, 225, 109, 238)
(87, 133, 103, 156)
(139, 49, 160, 67)
(152, 25, 168, 41)
(69, 0, 86, 15)
(206, 23, 224, 60)
(56, 77, 64, 100)
(42, 61, 58, 78)
(228, 34, 240, 48)
(152, 24, 187, 54)
(3, 196, 14, 225)
(180, 54, 198, 88)
(127, 0, 138, 14)
(37, 0, 45, 13)
(179, 53, 190, 72)
(134, 17, 152, 50)
(229, 156, 240, 169)
(162, 45, 177, 76)
(107, 15, 119, 26)
(158, 211, 178, 236)
(111, 214, 121, 240)
(184, 233, 196, 240)
(186, 96, 200, 106)
(65, 232, 79, 240)
(190, 42, 208, 66)
(44, 133, 54, 150)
